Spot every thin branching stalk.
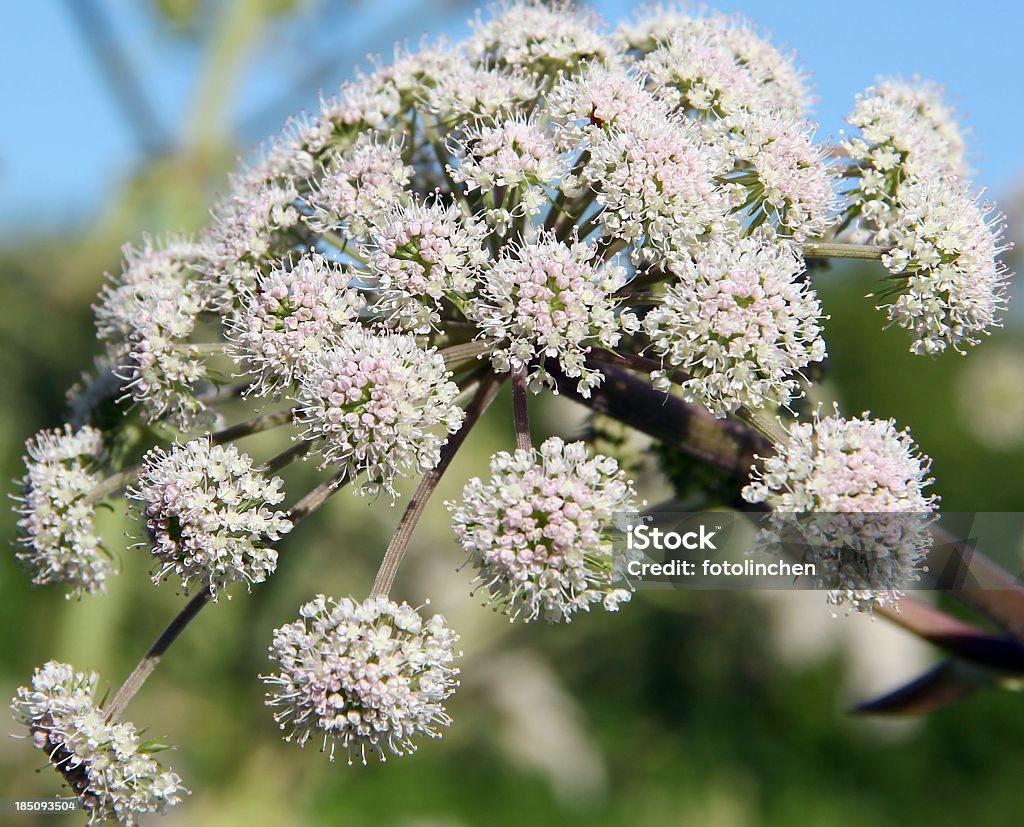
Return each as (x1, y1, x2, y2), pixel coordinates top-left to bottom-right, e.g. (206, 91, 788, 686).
(512, 367, 532, 452)
(803, 242, 889, 260)
(369, 372, 505, 599)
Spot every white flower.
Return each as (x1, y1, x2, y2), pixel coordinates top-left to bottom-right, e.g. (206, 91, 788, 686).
(293, 329, 465, 495)
(742, 408, 937, 612)
(14, 426, 110, 599)
(581, 110, 729, 260)
(228, 252, 365, 395)
(642, 27, 766, 119)
(129, 440, 292, 598)
(722, 110, 838, 241)
(306, 135, 412, 240)
(262, 595, 460, 764)
(548, 65, 662, 149)
(621, 7, 810, 117)
(423, 57, 539, 125)
(468, 235, 638, 396)
(842, 78, 969, 233)
(448, 117, 565, 229)
(364, 200, 489, 332)
(644, 235, 826, 416)
(449, 437, 643, 622)
(95, 235, 211, 427)
(323, 42, 455, 133)
(469, 0, 616, 78)
(204, 175, 302, 305)
(880, 178, 1010, 355)
(11, 661, 187, 825)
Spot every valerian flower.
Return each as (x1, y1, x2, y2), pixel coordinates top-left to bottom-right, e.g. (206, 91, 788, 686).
(11, 661, 187, 825)
(293, 329, 465, 495)
(449, 437, 643, 622)
(129, 440, 292, 597)
(262, 595, 460, 764)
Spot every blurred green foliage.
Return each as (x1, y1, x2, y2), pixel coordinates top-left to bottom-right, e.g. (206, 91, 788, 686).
(1, 3, 1023, 825)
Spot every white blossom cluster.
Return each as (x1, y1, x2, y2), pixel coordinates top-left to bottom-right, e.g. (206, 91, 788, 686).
(644, 235, 826, 416)
(449, 437, 643, 622)
(880, 178, 1010, 355)
(129, 440, 292, 597)
(262, 595, 460, 764)
(743, 407, 937, 611)
(842, 78, 1008, 352)
(228, 252, 366, 394)
(293, 329, 465, 495)
(11, 661, 187, 825)
(364, 200, 489, 331)
(15, 426, 109, 598)
(469, 236, 638, 395)
(95, 235, 211, 427)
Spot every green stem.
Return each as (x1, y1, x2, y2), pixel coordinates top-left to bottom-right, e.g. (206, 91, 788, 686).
(802, 242, 889, 260)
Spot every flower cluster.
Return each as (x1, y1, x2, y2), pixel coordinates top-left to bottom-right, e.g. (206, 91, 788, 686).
(15, 426, 109, 598)
(262, 595, 460, 764)
(449, 437, 642, 622)
(449, 117, 564, 228)
(306, 135, 412, 240)
(129, 440, 292, 597)
(644, 236, 826, 416)
(581, 110, 729, 261)
(470, 236, 638, 395)
(722, 110, 837, 241)
(95, 235, 211, 427)
(294, 329, 465, 494)
(840, 78, 1006, 351)
(364, 200, 489, 331)
(11, 661, 186, 825)
(880, 178, 1010, 355)
(10, 0, 1020, 806)
(743, 408, 937, 611)
(622, 8, 810, 118)
(228, 252, 365, 394)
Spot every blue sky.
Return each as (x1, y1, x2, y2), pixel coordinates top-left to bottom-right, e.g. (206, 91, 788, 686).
(2, 0, 1022, 236)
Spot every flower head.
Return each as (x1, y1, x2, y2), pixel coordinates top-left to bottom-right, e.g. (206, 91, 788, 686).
(15, 426, 110, 599)
(204, 174, 302, 305)
(424, 58, 539, 125)
(228, 252, 365, 395)
(549, 66, 661, 149)
(11, 661, 186, 825)
(364, 200, 489, 332)
(469, 236, 638, 396)
(306, 135, 413, 240)
(743, 408, 937, 611)
(722, 110, 837, 241)
(262, 595, 460, 764)
(95, 235, 211, 427)
(469, 1, 615, 78)
(581, 110, 729, 260)
(880, 178, 1009, 355)
(644, 235, 826, 416)
(293, 329, 465, 495)
(449, 437, 642, 622)
(449, 117, 564, 229)
(129, 440, 292, 598)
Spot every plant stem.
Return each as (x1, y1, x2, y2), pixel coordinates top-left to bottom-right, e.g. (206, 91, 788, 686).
(512, 367, 532, 452)
(209, 406, 295, 446)
(441, 340, 493, 370)
(105, 588, 212, 722)
(106, 466, 351, 720)
(802, 242, 889, 260)
(369, 372, 504, 599)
